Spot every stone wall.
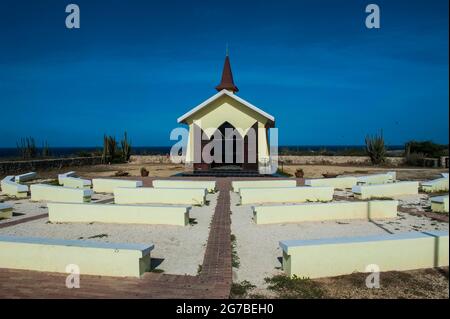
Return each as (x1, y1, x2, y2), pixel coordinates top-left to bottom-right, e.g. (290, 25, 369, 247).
(0, 156, 104, 175)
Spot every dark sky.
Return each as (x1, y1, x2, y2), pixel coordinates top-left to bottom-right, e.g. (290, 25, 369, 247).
(0, 0, 448, 147)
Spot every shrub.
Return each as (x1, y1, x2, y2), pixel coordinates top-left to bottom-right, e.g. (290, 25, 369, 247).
(365, 131, 386, 165)
(264, 275, 324, 299)
(140, 167, 149, 177)
(404, 152, 425, 167)
(295, 169, 304, 178)
(404, 140, 447, 158)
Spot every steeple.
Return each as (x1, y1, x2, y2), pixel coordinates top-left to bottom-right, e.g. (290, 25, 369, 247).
(215, 53, 239, 93)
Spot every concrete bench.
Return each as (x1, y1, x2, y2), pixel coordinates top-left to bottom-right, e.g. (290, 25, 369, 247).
(0, 235, 153, 278)
(280, 231, 449, 279)
(31, 184, 93, 203)
(58, 171, 77, 185)
(431, 195, 449, 213)
(114, 187, 207, 205)
(239, 186, 334, 205)
(304, 176, 357, 189)
(1, 176, 28, 198)
(253, 200, 398, 224)
(14, 172, 37, 183)
(420, 177, 449, 193)
(61, 177, 92, 189)
(152, 180, 216, 193)
(48, 202, 190, 226)
(352, 181, 419, 199)
(232, 180, 297, 193)
(356, 172, 396, 185)
(93, 179, 143, 193)
(0, 203, 13, 219)
(441, 173, 449, 178)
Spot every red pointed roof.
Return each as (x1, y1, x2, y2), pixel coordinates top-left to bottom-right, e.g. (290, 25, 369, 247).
(215, 55, 239, 93)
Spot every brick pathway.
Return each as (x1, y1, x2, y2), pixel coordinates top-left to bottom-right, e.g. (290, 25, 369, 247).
(0, 177, 233, 298)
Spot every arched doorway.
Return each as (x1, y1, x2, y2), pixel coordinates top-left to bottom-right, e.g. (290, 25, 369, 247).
(211, 122, 243, 169)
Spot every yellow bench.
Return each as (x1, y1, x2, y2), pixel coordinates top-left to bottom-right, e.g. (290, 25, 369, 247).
(114, 187, 207, 205)
(232, 180, 296, 193)
(431, 195, 449, 213)
(352, 181, 419, 199)
(420, 177, 449, 193)
(356, 172, 396, 185)
(62, 177, 92, 189)
(253, 200, 398, 224)
(152, 180, 216, 193)
(239, 186, 334, 205)
(304, 176, 357, 189)
(0, 235, 153, 278)
(280, 231, 449, 278)
(0, 203, 13, 219)
(58, 171, 77, 185)
(92, 178, 143, 193)
(1, 176, 28, 198)
(48, 202, 190, 226)
(31, 184, 93, 203)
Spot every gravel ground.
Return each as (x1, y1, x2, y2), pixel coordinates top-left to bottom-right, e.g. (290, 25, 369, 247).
(0, 193, 217, 275)
(230, 191, 449, 291)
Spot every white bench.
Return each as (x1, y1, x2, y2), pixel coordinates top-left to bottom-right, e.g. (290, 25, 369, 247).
(420, 177, 449, 193)
(239, 186, 334, 205)
(31, 184, 93, 203)
(93, 179, 143, 193)
(14, 172, 37, 183)
(280, 231, 449, 279)
(58, 171, 77, 185)
(352, 181, 419, 199)
(0, 235, 154, 278)
(152, 180, 216, 193)
(0, 203, 13, 219)
(114, 187, 206, 205)
(48, 202, 190, 226)
(441, 173, 449, 178)
(61, 177, 92, 189)
(232, 180, 297, 193)
(431, 195, 449, 213)
(1, 176, 28, 198)
(356, 172, 396, 185)
(253, 200, 398, 224)
(304, 176, 357, 189)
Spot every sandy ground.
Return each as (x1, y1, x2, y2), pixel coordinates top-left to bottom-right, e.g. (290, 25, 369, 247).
(0, 192, 217, 276)
(230, 191, 449, 294)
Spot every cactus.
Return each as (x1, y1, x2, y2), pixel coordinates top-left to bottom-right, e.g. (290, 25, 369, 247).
(365, 131, 386, 165)
(120, 131, 132, 162)
(16, 137, 37, 159)
(102, 135, 117, 163)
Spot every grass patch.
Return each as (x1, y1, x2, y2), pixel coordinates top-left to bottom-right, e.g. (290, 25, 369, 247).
(197, 264, 202, 275)
(150, 268, 165, 273)
(189, 218, 198, 225)
(230, 280, 256, 298)
(264, 274, 325, 299)
(231, 234, 240, 268)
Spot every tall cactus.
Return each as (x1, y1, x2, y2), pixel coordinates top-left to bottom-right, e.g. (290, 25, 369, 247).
(365, 131, 386, 165)
(121, 131, 132, 162)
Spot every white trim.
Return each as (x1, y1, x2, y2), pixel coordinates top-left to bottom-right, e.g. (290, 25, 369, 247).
(177, 89, 275, 123)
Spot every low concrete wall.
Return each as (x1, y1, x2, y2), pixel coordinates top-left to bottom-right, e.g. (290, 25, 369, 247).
(232, 180, 296, 193)
(280, 155, 404, 166)
(31, 184, 92, 203)
(305, 176, 357, 189)
(92, 179, 143, 193)
(153, 180, 216, 193)
(0, 235, 153, 278)
(431, 195, 449, 213)
(253, 200, 398, 224)
(114, 187, 206, 205)
(352, 181, 419, 199)
(421, 177, 449, 193)
(0, 157, 103, 176)
(0, 176, 28, 198)
(280, 231, 449, 278)
(48, 202, 190, 226)
(240, 186, 334, 205)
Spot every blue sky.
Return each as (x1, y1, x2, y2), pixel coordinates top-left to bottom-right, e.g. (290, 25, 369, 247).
(0, 0, 448, 147)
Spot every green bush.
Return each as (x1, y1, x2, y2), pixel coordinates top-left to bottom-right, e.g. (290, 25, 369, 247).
(365, 131, 386, 165)
(404, 140, 447, 158)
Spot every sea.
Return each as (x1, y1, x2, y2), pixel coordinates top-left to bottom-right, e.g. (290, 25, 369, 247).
(0, 145, 404, 160)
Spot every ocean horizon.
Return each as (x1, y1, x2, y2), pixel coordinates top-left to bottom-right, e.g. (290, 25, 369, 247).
(0, 145, 406, 159)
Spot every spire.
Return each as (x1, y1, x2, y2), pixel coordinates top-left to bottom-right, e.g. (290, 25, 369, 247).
(215, 53, 239, 93)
